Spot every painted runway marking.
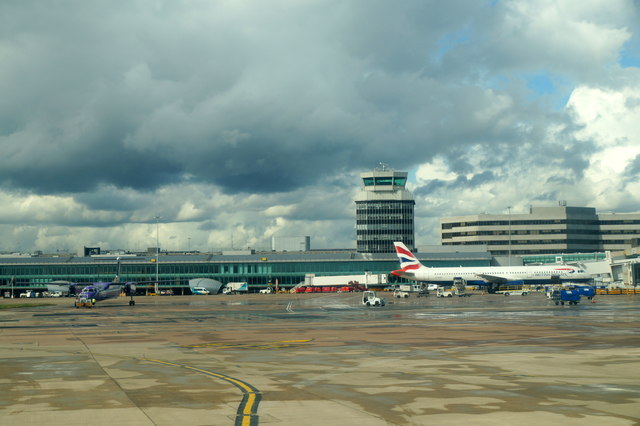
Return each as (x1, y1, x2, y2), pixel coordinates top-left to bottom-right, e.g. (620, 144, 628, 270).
(183, 339, 312, 350)
(144, 358, 261, 426)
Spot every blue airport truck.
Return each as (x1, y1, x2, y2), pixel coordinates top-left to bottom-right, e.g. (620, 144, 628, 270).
(575, 285, 596, 300)
(548, 288, 581, 305)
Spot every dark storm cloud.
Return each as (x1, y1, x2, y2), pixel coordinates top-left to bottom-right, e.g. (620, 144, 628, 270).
(0, 0, 542, 197)
(624, 154, 640, 182)
(197, 221, 219, 232)
(74, 187, 152, 213)
(414, 170, 496, 198)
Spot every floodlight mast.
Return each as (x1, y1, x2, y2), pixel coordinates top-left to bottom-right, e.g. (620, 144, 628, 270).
(507, 206, 512, 266)
(154, 216, 161, 294)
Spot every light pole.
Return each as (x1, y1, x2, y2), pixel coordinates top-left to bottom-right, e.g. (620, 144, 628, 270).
(507, 206, 512, 266)
(154, 216, 161, 294)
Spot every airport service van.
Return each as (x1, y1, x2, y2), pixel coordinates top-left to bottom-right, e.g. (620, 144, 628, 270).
(436, 283, 470, 298)
(191, 287, 210, 295)
(393, 283, 428, 298)
(223, 282, 248, 295)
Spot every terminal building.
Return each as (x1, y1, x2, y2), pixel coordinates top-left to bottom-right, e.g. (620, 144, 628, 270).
(0, 249, 492, 296)
(355, 164, 415, 253)
(441, 203, 640, 256)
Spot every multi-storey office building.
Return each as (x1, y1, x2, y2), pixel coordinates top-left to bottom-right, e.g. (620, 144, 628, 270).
(441, 205, 640, 256)
(355, 166, 415, 253)
(0, 249, 491, 295)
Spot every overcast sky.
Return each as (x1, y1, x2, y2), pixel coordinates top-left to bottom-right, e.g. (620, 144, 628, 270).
(1, 0, 639, 253)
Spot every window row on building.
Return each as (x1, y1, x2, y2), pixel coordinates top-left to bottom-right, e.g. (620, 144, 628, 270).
(356, 215, 413, 225)
(443, 220, 640, 230)
(443, 229, 606, 238)
(444, 239, 604, 246)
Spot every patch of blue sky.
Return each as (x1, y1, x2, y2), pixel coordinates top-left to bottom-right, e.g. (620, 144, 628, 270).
(526, 73, 554, 95)
(524, 72, 574, 110)
(432, 24, 473, 64)
(619, 36, 640, 68)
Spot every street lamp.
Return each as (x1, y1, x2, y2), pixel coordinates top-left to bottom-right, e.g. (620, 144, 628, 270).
(154, 216, 161, 294)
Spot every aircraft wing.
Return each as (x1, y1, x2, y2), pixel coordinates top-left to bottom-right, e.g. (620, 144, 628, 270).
(475, 273, 515, 284)
(41, 281, 82, 295)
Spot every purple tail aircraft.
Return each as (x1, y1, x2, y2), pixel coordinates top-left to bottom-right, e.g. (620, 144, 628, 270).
(74, 257, 137, 308)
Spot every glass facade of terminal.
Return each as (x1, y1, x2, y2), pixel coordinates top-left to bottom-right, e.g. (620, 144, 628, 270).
(0, 252, 490, 295)
(522, 253, 606, 265)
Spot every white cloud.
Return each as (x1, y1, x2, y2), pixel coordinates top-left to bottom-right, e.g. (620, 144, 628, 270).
(415, 157, 458, 184)
(568, 85, 640, 147)
(566, 85, 640, 208)
(490, 0, 633, 76)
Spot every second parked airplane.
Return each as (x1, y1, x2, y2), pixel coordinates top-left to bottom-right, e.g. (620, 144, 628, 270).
(391, 242, 592, 290)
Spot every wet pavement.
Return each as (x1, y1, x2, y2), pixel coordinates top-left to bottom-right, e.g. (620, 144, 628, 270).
(1, 292, 639, 425)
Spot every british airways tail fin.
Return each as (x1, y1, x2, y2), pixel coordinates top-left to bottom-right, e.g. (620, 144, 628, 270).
(392, 242, 424, 276)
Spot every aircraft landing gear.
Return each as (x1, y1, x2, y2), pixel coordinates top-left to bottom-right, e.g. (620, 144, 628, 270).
(129, 299, 135, 306)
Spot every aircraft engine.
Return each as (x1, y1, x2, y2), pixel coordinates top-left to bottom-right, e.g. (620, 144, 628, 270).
(124, 283, 137, 296)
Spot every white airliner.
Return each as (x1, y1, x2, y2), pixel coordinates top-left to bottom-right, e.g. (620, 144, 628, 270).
(391, 242, 592, 289)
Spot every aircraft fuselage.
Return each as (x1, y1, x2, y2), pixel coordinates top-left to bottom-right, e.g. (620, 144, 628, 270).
(392, 265, 592, 286)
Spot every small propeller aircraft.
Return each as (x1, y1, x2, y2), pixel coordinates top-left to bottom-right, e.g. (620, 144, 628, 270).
(73, 257, 137, 308)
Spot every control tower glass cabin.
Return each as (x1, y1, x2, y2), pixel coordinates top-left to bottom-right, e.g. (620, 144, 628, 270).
(355, 168, 415, 253)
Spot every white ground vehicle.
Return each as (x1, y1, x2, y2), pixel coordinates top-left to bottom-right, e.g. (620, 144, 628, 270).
(191, 287, 210, 295)
(393, 283, 428, 298)
(362, 290, 385, 307)
(436, 287, 454, 298)
(259, 287, 274, 294)
(223, 282, 248, 295)
(436, 283, 471, 298)
(502, 290, 529, 296)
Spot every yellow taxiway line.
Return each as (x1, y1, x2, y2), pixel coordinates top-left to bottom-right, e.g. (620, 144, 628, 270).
(144, 358, 261, 426)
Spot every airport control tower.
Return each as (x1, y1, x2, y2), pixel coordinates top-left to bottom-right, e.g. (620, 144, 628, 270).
(355, 164, 415, 253)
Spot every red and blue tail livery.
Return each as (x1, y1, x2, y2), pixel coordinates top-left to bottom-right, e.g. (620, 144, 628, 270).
(392, 242, 424, 277)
